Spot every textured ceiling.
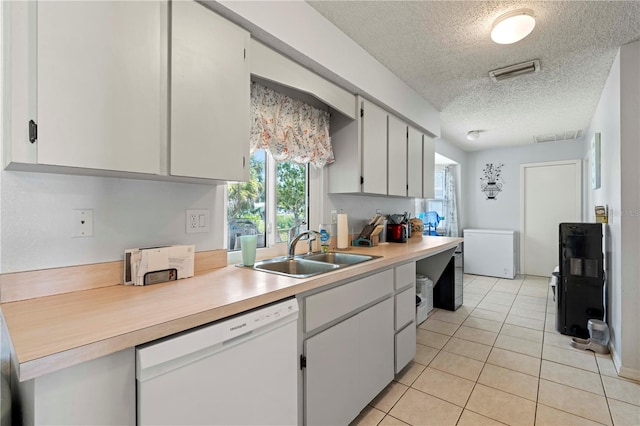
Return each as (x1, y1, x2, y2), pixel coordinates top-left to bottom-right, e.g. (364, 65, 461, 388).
(307, 1, 640, 151)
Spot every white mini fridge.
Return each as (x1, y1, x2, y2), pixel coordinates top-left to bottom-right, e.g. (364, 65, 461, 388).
(463, 229, 516, 279)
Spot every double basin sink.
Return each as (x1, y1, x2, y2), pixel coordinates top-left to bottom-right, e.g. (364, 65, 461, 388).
(248, 252, 380, 278)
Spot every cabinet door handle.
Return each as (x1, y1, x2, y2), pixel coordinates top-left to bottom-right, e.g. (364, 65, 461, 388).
(29, 120, 37, 143)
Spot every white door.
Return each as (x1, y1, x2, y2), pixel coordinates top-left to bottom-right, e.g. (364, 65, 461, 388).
(37, 1, 162, 173)
(387, 115, 407, 196)
(361, 100, 388, 195)
(171, 0, 250, 181)
(520, 160, 582, 276)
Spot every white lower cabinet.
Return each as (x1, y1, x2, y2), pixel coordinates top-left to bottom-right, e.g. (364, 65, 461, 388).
(394, 262, 416, 374)
(13, 349, 135, 425)
(304, 298, 394, 426)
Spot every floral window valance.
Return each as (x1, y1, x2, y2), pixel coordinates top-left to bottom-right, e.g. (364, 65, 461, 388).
(250, 82, 334, 168)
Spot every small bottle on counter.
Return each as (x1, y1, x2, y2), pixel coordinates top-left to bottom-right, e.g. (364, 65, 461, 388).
(319, 224, 330, 253)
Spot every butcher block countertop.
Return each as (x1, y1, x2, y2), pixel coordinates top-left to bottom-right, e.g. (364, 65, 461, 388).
(1, 236, 461, 381)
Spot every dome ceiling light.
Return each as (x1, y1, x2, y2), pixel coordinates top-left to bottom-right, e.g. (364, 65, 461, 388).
(491, 9, 536, 44)
(466, 130, 481, 141)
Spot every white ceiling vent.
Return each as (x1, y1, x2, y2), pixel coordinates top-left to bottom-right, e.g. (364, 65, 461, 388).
(489, 59, 540, 82)
(533, 130, 582, 143)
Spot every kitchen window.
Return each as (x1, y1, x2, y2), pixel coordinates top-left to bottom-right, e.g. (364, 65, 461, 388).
(227, 149, 308, 251)
(426, 165, 446, 231)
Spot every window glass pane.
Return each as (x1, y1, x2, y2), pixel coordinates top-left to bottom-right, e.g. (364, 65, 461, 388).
(433, 165, 445, 199)
(276, 161, 308, 243)
(227, 150, 266, 251)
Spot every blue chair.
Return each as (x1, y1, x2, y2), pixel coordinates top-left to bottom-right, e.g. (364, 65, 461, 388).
(422, 211, 443, 236)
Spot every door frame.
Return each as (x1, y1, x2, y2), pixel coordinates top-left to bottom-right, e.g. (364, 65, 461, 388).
(519, 159, 582, 275)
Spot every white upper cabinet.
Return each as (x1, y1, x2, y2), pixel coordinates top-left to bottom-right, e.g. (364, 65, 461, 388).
(361, 100, 388, 195)
(423, 135, 436, 199)
(407, 127, 423, 198)
(170, 1, 250, 181)
(387, 115, 407, 197)
(35, 1, 162, 174)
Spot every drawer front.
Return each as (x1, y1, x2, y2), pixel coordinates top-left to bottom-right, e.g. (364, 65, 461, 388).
(395, 262, 416, 290)
(305, 269, 393, 332)
(395, 286, 415, 330)
(395, 321, 416, 373)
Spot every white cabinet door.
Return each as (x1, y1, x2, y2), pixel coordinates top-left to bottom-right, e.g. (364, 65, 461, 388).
(387, 115, 407, 196)
(171, 0, 250, 181)
(357, 298, 394, 408)
(361, 100, 388, 195)
(305, 298, 394, 426)
(37, 1, 162, 174)
(407, 127, 424, 198)
(305, 313, 359, 426)
(423, 135, 436, 199)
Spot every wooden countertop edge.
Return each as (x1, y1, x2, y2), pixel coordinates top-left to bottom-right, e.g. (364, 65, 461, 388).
(6, 238, 462, 381)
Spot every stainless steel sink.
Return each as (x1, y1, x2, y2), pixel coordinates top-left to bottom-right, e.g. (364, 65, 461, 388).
(252, 258, 340, 278)
(246, 252, 379, 278)
(300, 252, 377, 266)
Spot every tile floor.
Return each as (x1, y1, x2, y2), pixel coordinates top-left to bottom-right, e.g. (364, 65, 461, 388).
(351, 274, 640, 426)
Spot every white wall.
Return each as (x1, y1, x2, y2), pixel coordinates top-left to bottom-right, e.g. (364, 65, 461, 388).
(465, 139, 584, 232)
(585, 41, 640, 379)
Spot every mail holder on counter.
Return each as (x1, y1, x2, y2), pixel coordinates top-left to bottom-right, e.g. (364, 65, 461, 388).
(124, 245, 195, 286)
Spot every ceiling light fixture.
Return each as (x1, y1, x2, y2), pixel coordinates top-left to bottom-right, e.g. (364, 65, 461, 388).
(491, 9, 536, 44)
(466, 130, 480, 141)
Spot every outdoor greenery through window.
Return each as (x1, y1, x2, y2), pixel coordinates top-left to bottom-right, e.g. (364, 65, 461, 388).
(227, 149, 308, 251)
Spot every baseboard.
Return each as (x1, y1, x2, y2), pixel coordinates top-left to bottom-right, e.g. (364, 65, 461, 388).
(609, 343, 640, 381)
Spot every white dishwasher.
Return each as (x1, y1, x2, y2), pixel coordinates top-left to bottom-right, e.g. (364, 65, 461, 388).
(136, 298, 299, 425)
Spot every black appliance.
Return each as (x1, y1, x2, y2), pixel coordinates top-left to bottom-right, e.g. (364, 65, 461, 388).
(557, 223, 605, 338)
(433, 251, 463, 311)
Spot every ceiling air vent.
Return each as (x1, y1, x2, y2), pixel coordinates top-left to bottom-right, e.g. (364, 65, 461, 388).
(489, 59, 540, 82)
(534, 130, 582, 143)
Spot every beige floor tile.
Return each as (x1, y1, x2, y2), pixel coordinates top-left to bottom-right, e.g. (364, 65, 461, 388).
(543, 331, 573, 348)
(602, 376, 640, 406)
(487, 347, 541, 377)
(462, 298, 480, 308)
(538, 379, 612, 425)
(596, 355, 619, 377)
(500, 323, 543, 343)
(429, 350, 485, 381)
(350, 406, 385, 426)
(470, 308, 508, 323)
(494, 334, 542, 357)
(462, 316, 503, 333)
(608, 398, 640, 426)
(518, 287, 550, 298)
(466, 383, 536, 426)
(395, 361, 426, 386)
(483, 294, 516, 307)
(477, 301, 511, 313)
(509, 307, 546, 321)
(419, 318, 460, 336)
(371, 381, 409, 413)
(505, 314, 545, 331)
(378, 415, 410, 426)
(429, 310, 468, 325)
(413, 343, 439, 366)
(416, 329, 450, 349)
(442, 337, 492, 362)
(389, 388, 462, 426)
(456, 305, 476, 315)
(544, 320, 559, 334)
(478, 363, 539, 401)
(542, 344, 598, 373)
(453, 325, 498, 346)
(457, 410, 507, 426)
(465, 288, 489, 298)
(513, 301, 548, 314)
(412, 367, 475, 407)
(540, 360, 604, 395)
(535, 404, 604, 426)
(515, 294, 548, 305)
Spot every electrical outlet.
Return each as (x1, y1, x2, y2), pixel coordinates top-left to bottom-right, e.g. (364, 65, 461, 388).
(72, 209, 94, 237)
(331, 209, 338, 224)
(186, 209, 210, 234)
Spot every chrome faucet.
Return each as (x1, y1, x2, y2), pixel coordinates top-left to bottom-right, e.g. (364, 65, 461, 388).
(288, 230, 321, 258)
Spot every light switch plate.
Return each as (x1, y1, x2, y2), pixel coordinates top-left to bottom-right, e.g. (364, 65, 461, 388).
(186, 209, 210, 234)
